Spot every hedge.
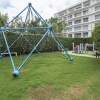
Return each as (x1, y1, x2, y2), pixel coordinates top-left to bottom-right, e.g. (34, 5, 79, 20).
(1, 32, 93, 54)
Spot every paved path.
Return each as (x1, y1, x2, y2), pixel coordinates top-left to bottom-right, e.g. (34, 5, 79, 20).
(63, 51, 96, 58)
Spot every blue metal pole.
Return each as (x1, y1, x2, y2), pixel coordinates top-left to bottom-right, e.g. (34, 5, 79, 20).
(18, 30, 49, 71)
(5, 6, 29, 27)
(1, 30, 16, 70)
(51, 31, 73, 61)
(0, 27, 49, 31)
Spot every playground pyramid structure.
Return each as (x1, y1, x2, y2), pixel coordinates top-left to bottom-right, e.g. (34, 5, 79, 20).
(5, 3, 48, 30)
(0, 3, 73, 77)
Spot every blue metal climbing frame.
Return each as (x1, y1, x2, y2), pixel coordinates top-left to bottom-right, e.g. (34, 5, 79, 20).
(0, 3, 73, 77)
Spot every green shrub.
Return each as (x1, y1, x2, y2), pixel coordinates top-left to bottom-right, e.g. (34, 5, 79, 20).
(1, 32, 93, 54)
(92, 24, 100, 51)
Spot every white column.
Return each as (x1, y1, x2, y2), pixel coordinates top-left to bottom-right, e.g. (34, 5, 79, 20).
(72, 42, 74, 53)
(78, 45, 80, 54)
(93, 41, 95, 52)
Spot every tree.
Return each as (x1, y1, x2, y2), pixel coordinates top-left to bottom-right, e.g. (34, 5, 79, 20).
(47, 17, 67, 36)
(92, 24, 100, 51)
(10, 15, 45, 34)
(0, 13, 9, 27)
(10, 15, 23, 28)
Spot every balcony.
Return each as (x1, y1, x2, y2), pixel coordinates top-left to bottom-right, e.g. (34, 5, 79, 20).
(68, 28, 73, 32)
(68, 21, 72, 25)
(95, 14, 100, 20)
(68, 4, 82, 13)
(95, 6, 100, 11)
(74, 33, 81, 38)
(83, 32, 88, 37)
(83, 10, 88, 15)
(83, 17, 89, 23)
(83, 0, 90, 7)
(74, 26, 81, 31)
(68, 15, 73, 19)
(74, 19, 81, 24)
(96, 0, 100, 2)
(83, 25, 88, 30)
(74, 12, 82, 17)
(68, 8, 74, 12)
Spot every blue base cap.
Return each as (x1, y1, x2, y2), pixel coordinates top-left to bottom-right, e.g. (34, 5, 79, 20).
(48, 25, 53, 31)
(28, 2, 32, 7)
(70, 57, 73, 61)
(13, 70, 19, 77)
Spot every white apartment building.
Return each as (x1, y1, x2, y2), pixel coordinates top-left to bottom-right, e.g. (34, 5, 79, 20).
(54, 0, 100, 38)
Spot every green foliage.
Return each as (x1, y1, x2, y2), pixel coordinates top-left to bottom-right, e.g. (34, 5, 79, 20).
(1, 32, 93, 54)
(0, 13, 9, 27)
(92, 24, 100, 51)
(2, 33, 58, 54)
(9, 15, 46, 35)
(47, 17, 67, 36)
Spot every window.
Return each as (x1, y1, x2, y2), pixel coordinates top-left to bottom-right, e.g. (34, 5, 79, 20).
(74, 19, 81, 24)
(74, 33, 81, 38)
(74, 26, 81, 31)
(68, 15, 72, 19)
(75, 4, 82, 9)
(96, 0, 100, 2)
(83, 32, 88, 37)
(68, 22, 72, 25)
(95, 6, 100, 11)
(63, 17, 67, 21)
(95, 14, 100, 20)
(68, 8, 74, 12)
(83, 0, 90, 7)
(83, 10, 88, 15)
(58, 12, 64, 16)
(65, 11, 67, 14)
(68, 28, 72, 32)
(74, 12, 82, 17)
(59, 14, 64, 16)
(68, 34, 72, 37)
(83, 25, 88, 30)
(83, 17, 88, 22)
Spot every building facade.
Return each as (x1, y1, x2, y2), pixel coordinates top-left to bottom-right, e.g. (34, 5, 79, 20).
(54, 0, 100, 38)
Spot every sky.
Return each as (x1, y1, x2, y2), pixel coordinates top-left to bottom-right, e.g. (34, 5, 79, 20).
(0, 0, 82, 20)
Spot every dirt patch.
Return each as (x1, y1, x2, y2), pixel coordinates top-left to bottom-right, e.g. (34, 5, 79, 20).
(68, 86, 86, 96)
(53, 85, 87, 100)
(28, 86, 54, 100)
(28, 85, 88, 100)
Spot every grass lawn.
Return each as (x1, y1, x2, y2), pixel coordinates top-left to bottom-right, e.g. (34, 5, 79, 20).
(0, 52, 100, 100)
